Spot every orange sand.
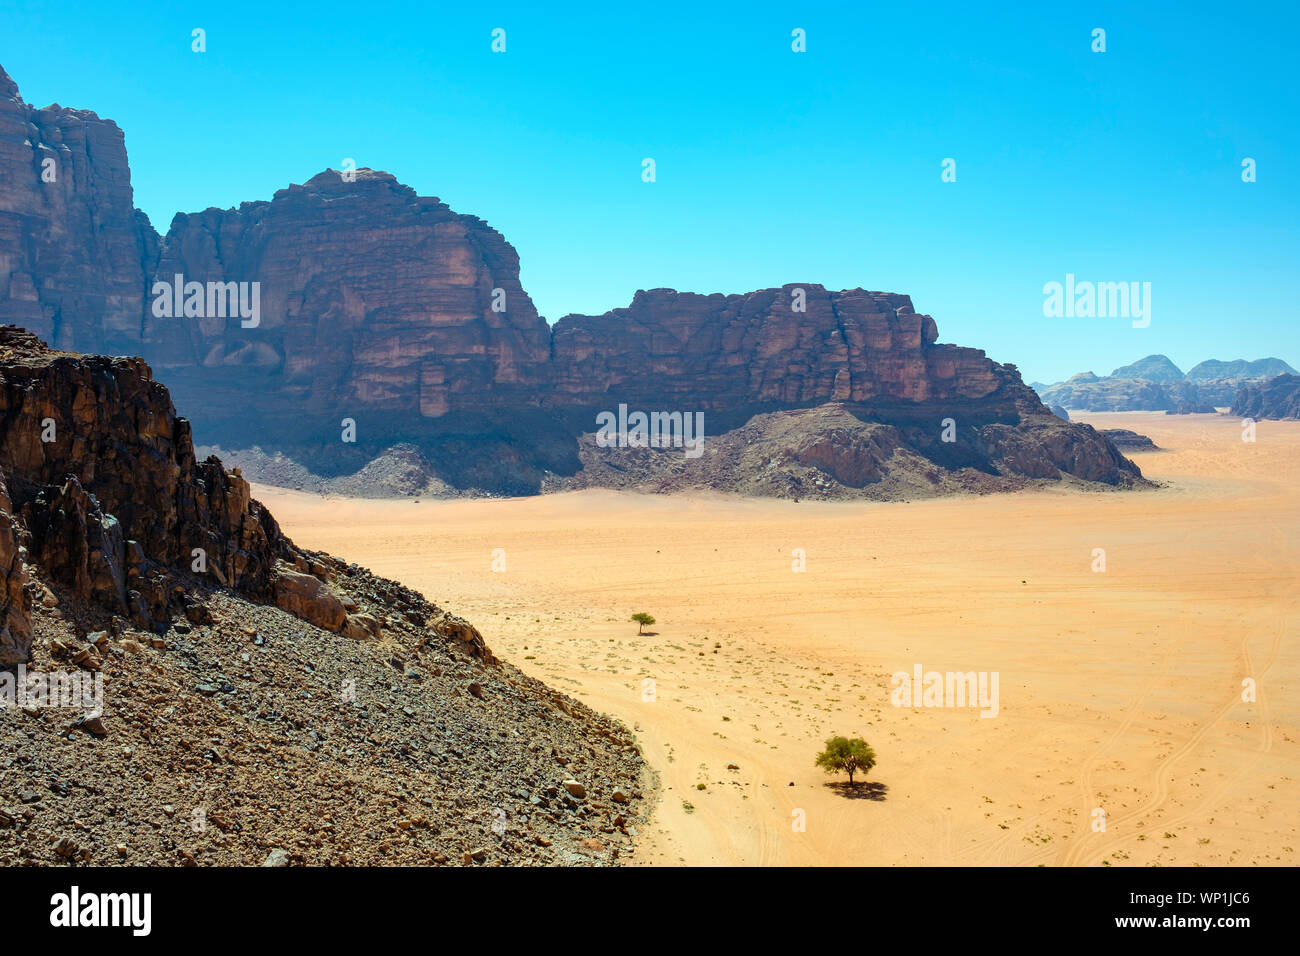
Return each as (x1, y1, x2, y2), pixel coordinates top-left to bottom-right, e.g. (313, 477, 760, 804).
(255, 412, 1299, 866)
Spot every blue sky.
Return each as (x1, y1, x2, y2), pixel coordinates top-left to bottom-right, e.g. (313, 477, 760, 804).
(3, 1, 1296, 383)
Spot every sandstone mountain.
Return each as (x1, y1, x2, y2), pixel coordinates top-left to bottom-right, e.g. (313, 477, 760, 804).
(1037, 354, 1296, 413)
(1187, 358, 1296, 381)
(1108, 354, 1185, 382)
(0, 62, 1142, 498)
(1231, 374, 1300, 420)
(0, 327, 645, 865)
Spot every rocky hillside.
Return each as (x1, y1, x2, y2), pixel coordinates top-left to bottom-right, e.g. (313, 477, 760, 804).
(542, 385, 1144, 500)
(1038, 354, 1296, 412)
(1231, 374, 1300, 420)
(0, 327, 646, 865)
(0, 61, 1141, 498)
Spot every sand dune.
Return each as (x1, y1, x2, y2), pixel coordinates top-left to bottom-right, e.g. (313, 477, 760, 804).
(256, 412, 1299, 866)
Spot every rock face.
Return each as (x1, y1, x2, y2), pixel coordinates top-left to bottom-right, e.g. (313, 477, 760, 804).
(1038, 354, 1296, 412)
(551, 287, 999, 409)
(0, 65, 156, 356)
(146, 169, 552, 421)
(1231, 374, 1300, 420)
(0, 61, 1143, 498)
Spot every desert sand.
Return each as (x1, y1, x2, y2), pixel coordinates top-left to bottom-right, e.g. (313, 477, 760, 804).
(255, 412, 1298, 866)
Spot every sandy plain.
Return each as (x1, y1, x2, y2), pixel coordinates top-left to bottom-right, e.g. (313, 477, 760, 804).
(255, 412, 1298, 866)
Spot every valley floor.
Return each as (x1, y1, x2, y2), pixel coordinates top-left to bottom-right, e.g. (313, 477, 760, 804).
(256, 412, 1299, 866)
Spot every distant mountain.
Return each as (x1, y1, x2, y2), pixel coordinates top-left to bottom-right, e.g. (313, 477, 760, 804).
(1186, 358, 1297, 381)
(1108, 354, 1184, 382)
(1036, 354, 1296, 412)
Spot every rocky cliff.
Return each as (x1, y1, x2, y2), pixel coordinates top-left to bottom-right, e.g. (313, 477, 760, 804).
(550, 287, 1001, 409)
(146, 169, 552, 420)
(0, 325, 646, 865)
(0, 66, 156, 356)
(0, 61, 1143, 498)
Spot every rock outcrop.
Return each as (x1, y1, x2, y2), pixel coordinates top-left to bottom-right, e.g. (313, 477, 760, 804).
(0, 326, 287, 658)
(0, 325, 495, 660)
(1099, 429, 1158, 450)
(1231, 374, 1300, 420)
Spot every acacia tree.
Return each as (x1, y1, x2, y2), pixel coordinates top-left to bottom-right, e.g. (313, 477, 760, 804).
(631, 612, 655, 634)
(815, 736, 877, 787)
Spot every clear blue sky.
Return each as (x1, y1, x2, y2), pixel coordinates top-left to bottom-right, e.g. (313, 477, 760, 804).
(3, 1, 1296, 383)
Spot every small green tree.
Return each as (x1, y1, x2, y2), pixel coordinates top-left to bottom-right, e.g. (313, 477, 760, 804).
(631, 612, 655, 634)
(815, 735, 877, 787)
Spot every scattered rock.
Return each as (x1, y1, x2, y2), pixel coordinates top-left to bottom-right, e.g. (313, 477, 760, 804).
(76, 715, 108, 737)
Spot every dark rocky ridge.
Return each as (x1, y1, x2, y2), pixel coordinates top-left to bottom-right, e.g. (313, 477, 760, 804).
(0, 62, 1141, 497)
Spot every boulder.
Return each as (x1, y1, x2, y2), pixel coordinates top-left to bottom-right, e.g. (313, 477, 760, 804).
(273, 568, 346, 632)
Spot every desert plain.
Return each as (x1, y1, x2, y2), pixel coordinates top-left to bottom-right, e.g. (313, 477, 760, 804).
(256, 412, 1298, 866)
